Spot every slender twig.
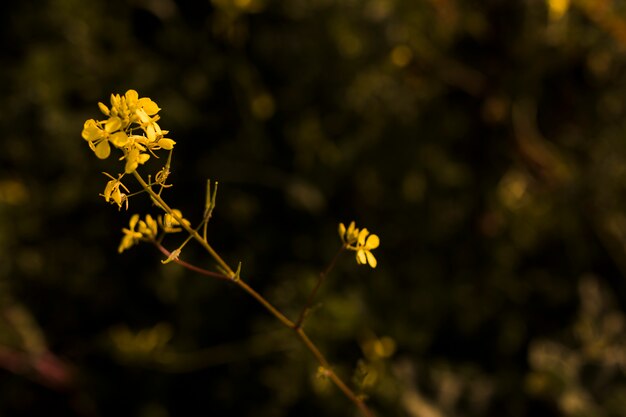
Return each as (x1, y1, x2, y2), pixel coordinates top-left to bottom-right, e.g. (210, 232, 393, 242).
(133, 171, 235, 276)
(150, 243, 374, 417)
(135, 172, 374, 417)
(153, 242, 230, 281)
(295, 244, 346, 329)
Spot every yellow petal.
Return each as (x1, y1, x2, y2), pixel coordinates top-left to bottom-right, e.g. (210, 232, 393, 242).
(105, 116, 122, 133)
(82, 120, 103, 141)
(125, 90, 139, 103)
(347, 221, 355, 237)
(136, 108, 151, 124)
(95, 140, 111, 159)
(139, 98, 160, 115)
(157, 138, 176, 150)
(112, 188, 122, 205)
(358, 228, 369, 246)
(110, 131, 129, 147)
(366, 234, 379, 249)
(366, 251, 377, 268)
(129, 214, 140, 229)
(356, 250, 367, 265)
(338, 223, 346, 239)
(138, 153, 150, 164)
(104, 180, 115, 201)
(146, 125, 156, 142)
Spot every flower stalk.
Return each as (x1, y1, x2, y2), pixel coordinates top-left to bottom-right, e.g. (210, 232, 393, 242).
(83, 90, 379, 417)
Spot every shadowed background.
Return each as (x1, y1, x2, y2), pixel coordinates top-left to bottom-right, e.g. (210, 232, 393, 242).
(1, 0, 626, 416)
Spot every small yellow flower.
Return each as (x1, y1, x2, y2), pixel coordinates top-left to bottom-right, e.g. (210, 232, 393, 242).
(355, 228, 379, 268)
(118, 214, 158, 253)
(104, 90, 161, 129)
(81, 118, 129, 159)
(124, 146, 151, 174)
(137, 214, 158, 239)
(339, 221, 380, 268)
(160, 209, 190, 233)
(135, 108, 163, 142)
(338, 221, 359, 245)
(118, 214, 143, 253)
(103, 175, 130, 210)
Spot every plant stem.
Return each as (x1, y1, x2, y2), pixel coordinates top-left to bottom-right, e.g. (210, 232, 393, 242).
(135, 172, 374, 417)
(133, 171, 234, 277)
(295, 244, 346, 329)
(151, 243, 374, 417)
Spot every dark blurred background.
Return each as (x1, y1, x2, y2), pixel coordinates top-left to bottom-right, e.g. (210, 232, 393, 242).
(2, 0, 626, 416)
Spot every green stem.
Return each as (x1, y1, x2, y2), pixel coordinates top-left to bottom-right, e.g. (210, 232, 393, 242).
(133, 171, 234, 276)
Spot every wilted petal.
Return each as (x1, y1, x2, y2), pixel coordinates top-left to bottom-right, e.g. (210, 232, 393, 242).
(104, 180, 115, 201)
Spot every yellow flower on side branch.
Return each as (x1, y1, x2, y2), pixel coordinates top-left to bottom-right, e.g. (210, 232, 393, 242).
(118, 214, 159, 253)
(338, 222, 380, 268)
(160, 209, 190, 233)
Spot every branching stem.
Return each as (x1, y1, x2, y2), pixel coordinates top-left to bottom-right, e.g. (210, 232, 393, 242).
(148, 239, 373, 417)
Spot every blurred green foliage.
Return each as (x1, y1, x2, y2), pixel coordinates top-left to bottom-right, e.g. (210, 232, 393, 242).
(2, 0, 626, 416)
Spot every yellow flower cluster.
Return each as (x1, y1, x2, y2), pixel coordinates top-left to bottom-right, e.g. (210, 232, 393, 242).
(118, 210, 190, 253)
(338, 222, 380, 268)
(118, 214, 158, 253)
(81, 90, 176, 174)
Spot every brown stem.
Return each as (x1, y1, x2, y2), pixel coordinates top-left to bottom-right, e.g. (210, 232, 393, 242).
(153, 242, 230, 281)
(135, 172, 374, 416)
(151, 243, 375, 416)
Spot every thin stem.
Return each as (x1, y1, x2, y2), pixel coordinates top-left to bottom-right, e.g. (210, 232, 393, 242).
(234, 279, 296, 329)
(134, 171, 374, 417)
(133, 171, 234, 276)
(295, 244, 346, 329)
(296, 329, 374, 417)
(156, 248, 374, 416)
(153, 242, 230, 281)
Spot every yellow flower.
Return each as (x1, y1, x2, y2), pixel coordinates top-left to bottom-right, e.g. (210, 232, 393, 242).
(338, 221, 359, 245)
(136, 108, 163, 142)
(138, 214, 158, 239)
(124, 146, 151, 174)
(160, 209, 190, 233)
(103, 175, 130, 210)
(339, 221, 380, 268)
(118, 214, 143, 253)
(118, 214, 158, 253)
(355, 228, 379, 268)
(81, 118, 129, 159)
(101, 90, 161, 129)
